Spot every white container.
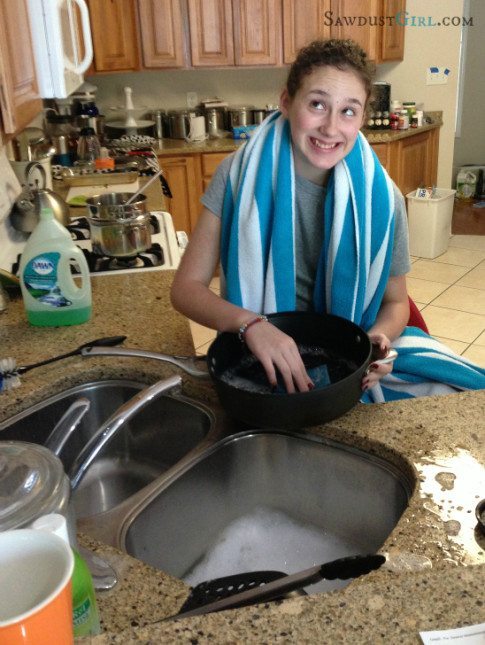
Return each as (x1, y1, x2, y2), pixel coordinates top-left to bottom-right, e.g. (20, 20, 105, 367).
(406, 189, 456, 259)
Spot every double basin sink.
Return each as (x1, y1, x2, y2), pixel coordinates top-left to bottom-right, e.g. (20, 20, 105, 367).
(0, 378, 414, 594)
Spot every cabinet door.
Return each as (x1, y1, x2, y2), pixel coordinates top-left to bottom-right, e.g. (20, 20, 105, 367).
(282, 0, 331, 64)
(139, 0, 187, 68)
(88, 0, 139, 71)
(233, 0, 282, 66)
(160, 155, 202, 233)
(392, 131, 437, 197)
(381, 0, 405, 61)
(0, 0, 41, 135)
(330, 0, 381, 61)
(188, 0, 234, 66)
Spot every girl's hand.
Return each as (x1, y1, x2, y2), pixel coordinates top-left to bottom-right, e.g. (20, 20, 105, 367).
(243, 319, 312, 393)
(362, 332, 394, 391)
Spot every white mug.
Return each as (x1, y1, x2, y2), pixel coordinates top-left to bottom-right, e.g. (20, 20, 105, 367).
(0, 529, 74, 644)
(186, 115, 207, 142)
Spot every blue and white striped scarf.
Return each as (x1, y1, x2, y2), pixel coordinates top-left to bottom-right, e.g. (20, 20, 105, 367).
(220, 112, 485, 402)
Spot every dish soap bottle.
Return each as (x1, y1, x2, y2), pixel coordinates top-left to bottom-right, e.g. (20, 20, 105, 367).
(19, 206, 92, 326)
(31, 513, 101, 638)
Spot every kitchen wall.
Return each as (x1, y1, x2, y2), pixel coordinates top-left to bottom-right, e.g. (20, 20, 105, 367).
(452, 0, 485, 175)
(88, 0, 465, 188)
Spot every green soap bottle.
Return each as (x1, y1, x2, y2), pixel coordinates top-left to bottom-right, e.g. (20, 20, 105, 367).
(19, 206, 92, 326)
(31, 513, 101, 637)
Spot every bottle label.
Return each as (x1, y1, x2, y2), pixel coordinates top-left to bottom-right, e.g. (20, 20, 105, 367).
(23, 252, 72, 308)
(73, 597, 92, 626)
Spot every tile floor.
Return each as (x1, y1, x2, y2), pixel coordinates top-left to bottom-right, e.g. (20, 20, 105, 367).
(190, 236, 485, 368)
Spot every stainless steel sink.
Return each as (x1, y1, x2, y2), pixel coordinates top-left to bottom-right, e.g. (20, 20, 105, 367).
(120, 430, 413, 594)
(0, 380, 215, 520)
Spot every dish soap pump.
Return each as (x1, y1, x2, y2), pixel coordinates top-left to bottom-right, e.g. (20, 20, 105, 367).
(19, 206, 92, 326)
(31, 513, 101, 638)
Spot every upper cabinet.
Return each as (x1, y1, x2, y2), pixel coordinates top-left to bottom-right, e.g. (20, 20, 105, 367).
(139, 0, 188, 68)
(88, 0, 140, 72)
(328, 0, 406, 63)
(0, 0, 41, 137)
(87, 0, 406, 73)
(187, 0, 281, 67)
(282, 0, 331, 64)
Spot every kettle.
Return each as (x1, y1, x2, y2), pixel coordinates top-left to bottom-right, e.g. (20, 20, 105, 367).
(10, 162, 70, 233)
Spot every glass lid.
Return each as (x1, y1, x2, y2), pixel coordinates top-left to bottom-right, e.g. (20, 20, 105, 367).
(0, 441, 70, 531)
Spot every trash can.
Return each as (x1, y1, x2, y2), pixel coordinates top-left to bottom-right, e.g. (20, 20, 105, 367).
(406, 188, 456, 259)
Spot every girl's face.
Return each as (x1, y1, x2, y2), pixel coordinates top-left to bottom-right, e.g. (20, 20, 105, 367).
(280, 65, 367, 185)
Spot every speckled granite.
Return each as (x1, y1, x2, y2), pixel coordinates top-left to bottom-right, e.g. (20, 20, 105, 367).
(1, 270, 483, 643)
(155, 112, 443, 156)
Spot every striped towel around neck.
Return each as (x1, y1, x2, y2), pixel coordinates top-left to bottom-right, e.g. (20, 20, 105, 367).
(220, 112, 485, 402)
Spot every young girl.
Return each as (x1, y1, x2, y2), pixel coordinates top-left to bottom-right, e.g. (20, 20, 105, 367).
(171, 39, 485, 401)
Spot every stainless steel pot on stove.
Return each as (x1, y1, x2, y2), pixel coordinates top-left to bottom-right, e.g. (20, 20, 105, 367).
(86, 192, 151, 258)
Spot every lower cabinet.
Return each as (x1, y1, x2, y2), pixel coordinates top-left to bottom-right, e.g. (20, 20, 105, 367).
(160, 128, 440, 233)
(159, 155, 203, 233)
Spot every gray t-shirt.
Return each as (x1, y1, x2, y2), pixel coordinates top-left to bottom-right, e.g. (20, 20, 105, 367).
(202, 154, 411, 310)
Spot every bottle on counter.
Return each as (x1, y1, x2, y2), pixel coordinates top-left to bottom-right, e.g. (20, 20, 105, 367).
(19, 207, 92, 326)
(31, 514, 101, 638)
(76, 126, 101, 163)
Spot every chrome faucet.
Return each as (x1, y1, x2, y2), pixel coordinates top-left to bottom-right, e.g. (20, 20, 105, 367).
(45, 397, 91, 457)
(69, 375, 182, 491)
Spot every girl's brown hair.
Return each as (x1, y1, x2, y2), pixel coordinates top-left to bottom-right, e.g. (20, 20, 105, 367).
(286, 39, 375, 107)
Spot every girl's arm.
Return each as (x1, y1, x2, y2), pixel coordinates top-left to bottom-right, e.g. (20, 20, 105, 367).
(170, 208, 311, 393)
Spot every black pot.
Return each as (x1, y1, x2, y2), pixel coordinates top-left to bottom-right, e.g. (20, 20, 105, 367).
(84, 312, 372, 430)
(206, 312, 371, 429)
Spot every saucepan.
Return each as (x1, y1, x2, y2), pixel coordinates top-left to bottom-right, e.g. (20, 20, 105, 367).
(83, 312, 395, 429)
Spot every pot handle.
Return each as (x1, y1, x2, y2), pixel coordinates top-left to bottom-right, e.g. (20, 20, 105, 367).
(80, 345, 209, 378)
(25, 161, 46, 189)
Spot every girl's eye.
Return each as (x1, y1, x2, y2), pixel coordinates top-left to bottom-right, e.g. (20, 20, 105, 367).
(310, 100, 325, 110)
(343, 107, 356, 117)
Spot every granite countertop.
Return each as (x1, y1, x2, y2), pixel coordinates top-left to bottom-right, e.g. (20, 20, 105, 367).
(0, 270, 483, 643)
(154, 112, 443, 156)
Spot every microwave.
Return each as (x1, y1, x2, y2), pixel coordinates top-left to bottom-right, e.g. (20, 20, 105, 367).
(27, 0, 93, 99)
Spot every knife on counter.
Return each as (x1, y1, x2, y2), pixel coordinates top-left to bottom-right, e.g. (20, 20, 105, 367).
(166, 553, 386, 621)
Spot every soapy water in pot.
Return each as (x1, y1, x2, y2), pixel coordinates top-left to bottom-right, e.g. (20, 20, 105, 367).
(220, 344, 359, 394)
(182, 506, 363, 595)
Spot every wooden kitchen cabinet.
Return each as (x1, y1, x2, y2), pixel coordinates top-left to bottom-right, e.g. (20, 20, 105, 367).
(159, 150, 231, 233)
(283, 0, 405, 65)
(188, 0, 281, 67)
(139, 0, 188, 68)
(88, 0, 140, 72)
(159, 155, 203, 233)
(0, 0, 41, 137)
(187, 0, 234, 66)
(369, 128, 439, 196)
(329, 0, 406, 63)
(389, 128, 439, 197)
(282, 0, 331, 64)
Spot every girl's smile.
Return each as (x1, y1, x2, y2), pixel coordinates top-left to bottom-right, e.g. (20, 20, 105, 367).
(280, 66, 367, 185)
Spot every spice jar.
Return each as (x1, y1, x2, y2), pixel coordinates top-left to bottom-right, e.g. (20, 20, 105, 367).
(398, 111, 409, 130)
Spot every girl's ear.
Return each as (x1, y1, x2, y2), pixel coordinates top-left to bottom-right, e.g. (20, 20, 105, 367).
(280, 88, 290, 117)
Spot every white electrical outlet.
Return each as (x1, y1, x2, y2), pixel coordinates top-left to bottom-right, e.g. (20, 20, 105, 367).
(187, 92, 198, 108)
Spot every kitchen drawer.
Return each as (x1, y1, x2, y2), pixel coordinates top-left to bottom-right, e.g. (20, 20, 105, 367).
(201, 153, 230, 177)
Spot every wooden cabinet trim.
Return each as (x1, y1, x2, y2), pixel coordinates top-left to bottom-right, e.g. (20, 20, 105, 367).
(138, 0, 187, 68)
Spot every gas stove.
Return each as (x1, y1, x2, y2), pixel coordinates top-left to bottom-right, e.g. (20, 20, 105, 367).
(1, 211, 182, 278)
